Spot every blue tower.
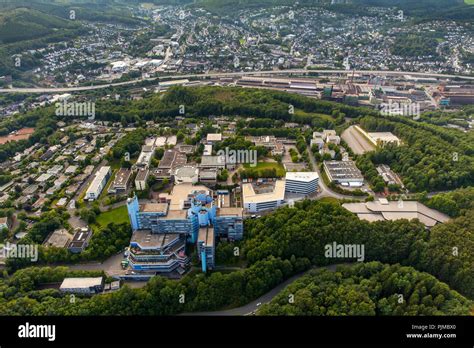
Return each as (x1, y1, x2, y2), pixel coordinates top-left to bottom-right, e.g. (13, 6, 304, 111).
(127, 196, 139, 231)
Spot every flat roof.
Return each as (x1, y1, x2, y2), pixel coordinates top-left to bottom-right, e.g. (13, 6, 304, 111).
(198, 226, 214, 247)
(60, 277, 103, 289)
(200, 155, 225, 167)
(87, 166, 111, 193)
(342, 200, 449, 227)
(324, 161, 364, 181)
(207, 133, 222, 142)
(136, 168, 149, 181)
(113, 168, 132, 186)
(242, 180, 286, 204)
(130, 230, 180, 249)
(44, 229, 72, 248)
(167, 183, 212, 210)
(285, 172, 319, 182)
(367, 132, 400, 143)
(162, 210, 188, 220)
(140, 202, 169, 214)
(217, 207, 243, 217)
(175, 165, 199, 178)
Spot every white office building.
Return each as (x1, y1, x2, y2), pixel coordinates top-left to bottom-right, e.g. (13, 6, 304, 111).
(242, 180, 285, 213)
(285, 172, 319, 194)
(85, 166, 111, 201)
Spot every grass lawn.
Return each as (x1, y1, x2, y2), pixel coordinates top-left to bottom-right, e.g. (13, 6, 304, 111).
(465, 0, 474, 5)
(95, 205, 129, 229)
(243, 161, 286, 177)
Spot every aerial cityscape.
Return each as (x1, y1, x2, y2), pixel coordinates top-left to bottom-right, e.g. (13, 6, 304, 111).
(0, 0, 473, 345)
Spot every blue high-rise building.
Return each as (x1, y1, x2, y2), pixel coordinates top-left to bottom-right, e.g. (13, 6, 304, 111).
(125, 183, 243, 277)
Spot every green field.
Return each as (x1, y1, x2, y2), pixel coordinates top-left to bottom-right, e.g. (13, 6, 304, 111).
(243, 161, 285, 176)
(95, 205, 129, 229)
(465, 0, 474, 5)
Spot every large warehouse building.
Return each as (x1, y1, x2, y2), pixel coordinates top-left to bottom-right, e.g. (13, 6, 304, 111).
(323, 160, 364, 187)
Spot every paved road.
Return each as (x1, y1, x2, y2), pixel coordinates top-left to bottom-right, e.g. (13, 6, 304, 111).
(306, 145, 365, 201)
(182, 264, 340, 316)
(2, 69, 473, 93)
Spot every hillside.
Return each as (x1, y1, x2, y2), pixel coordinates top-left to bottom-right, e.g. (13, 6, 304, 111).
(0, 7, 78, 44)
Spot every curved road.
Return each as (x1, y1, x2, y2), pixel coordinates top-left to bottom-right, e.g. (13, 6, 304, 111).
(182, 264, 340, 316)
(306, 145, 366, 201)
(1, 69, 473, 94)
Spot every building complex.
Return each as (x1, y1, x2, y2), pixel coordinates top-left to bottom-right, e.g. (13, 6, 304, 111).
(126, 183, 243, 277)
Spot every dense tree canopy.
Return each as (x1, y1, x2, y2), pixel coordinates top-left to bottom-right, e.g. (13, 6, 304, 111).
(258, 262, 472, 316)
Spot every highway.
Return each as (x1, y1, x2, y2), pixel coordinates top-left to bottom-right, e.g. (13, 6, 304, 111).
(182, 264, 340, 316)
(1, 69, 474, 94)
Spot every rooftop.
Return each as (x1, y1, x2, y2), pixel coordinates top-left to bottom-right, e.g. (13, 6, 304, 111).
(60, 277, 103, 289)
(242, 180, 286, 204)
(130, 230, 181, 249)
(285, 172, 319, 182)
(140, 202, 169, 214)
(342, 200, 449, 227)
(198, 226, 214, 247)
(207, 133, 222, 142)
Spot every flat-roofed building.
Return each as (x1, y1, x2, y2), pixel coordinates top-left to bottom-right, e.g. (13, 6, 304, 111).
(342, 199, 449, 228)
(126, 183, 243, 276)
(43, 228, 73, 248)
(206, 133, 222, 144)
(60, 277, 104, 294)
(215, 207, 244, 240)
(323, 160, 364, 187)
(155, 136, 167, 147)
(135, 168, 149, 191)
(109, 168, 132, 193)
(203, 144, 212, 156)
(199, 169, 217, 184)
(285, 172, 319, 194)
(68, 227, 93, 253)
(242, 180, 286, 213)
(174, 165, 199, 184)
(322, 130, 337, 141)
(128, 231, 188, 274)
(199, 155, 226, 170)
(85, 166, 111, 200)
(367, 132, 401, 147)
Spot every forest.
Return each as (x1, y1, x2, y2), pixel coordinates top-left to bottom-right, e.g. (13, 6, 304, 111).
(257, 262, 472, 316)
(0, 198, 472, 315)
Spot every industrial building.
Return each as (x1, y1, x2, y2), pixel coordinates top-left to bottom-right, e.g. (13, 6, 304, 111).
(285, 172, 319, 195)
(242, 180, 286, 212)
(323, 160, 364, 187)
(85, 166, 111, 200)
